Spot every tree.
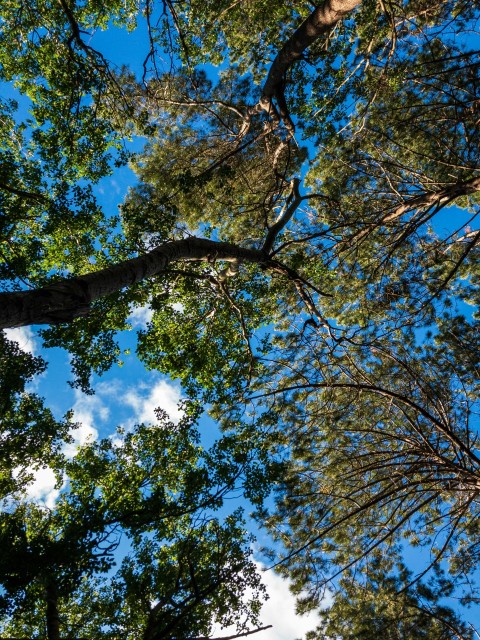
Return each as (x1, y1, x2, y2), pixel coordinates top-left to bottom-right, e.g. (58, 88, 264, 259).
(1, 0, 480, 636)
(253, 332, 480, 604)
(0, 408, 276, 639)
(311, 555, 473, 640)
(0, 332, 71, 501)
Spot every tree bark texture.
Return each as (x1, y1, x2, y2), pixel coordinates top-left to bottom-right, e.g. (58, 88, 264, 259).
(46, 580, 61, 640)
(0, 238, 268, 329)
(383, 175, 480, 222)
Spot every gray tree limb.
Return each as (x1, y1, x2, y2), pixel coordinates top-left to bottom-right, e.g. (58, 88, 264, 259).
(244, 0, 362, 136)
(0, 238, 269, 329)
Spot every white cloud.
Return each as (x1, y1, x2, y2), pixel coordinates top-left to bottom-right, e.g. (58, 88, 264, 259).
(128, 304, 154, 328)
(255, 564, 323, 640)
(25, 467, 64, 509)
(63, 389, 106, 457)
(125, 378, 183, 424)
(65, 423, 98, 458)
(212, 562, 324, 640)
(4, 326, 37, 354)
(110, 178, 121, 194)
(13, 466, 65, 510)
(128, 302, 185, 329)
(95, 378, 123, 398)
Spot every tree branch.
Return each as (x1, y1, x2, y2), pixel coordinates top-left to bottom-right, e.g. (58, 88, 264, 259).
(245, 0, 362, 135)
(383, 175, 480, 223)
(0, 238, 269, 329)
(252, 381, 480, 468)
(192, 626, 273, 640)
(262, 177, 301, 254)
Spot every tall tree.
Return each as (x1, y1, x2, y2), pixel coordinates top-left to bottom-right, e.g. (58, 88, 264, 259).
(312, 555, 473, 640)
(0, 409, 276, 639)
(1, 0, 480, 635)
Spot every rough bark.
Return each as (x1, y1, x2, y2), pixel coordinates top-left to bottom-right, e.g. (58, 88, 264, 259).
(262, 0, 362, 99)
(262, 177, 301, 254)
(0, 238, 269, 329)
(192, 626, 273, 640)
(45, 580, 61, 640)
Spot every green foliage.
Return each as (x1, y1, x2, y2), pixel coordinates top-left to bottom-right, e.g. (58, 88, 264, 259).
(1, 0, 480, 636)
(0, 409, 275, 638)
(0, 0, 136, 179)
(311, 556, 472, 640)
(0, 333, 71, 499)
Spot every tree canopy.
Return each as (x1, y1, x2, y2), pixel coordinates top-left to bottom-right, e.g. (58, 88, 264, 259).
(1, 0, 480, 638)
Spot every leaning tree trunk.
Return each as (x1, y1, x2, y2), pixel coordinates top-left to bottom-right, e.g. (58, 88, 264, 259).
(250, 0, 362, 133)
(261, 0, 362, 100)
(0, 238, 268, 329)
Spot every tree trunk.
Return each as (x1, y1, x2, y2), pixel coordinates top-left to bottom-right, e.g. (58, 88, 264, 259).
(0, 238, 268, 329)
(250, 0, 362, 133)
(45, 580, 61, 640)
(261, 0, 362, 102)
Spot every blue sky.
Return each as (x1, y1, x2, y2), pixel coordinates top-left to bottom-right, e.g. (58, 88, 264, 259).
(3, 8, 480, 637)
(3, 322, 324, 639)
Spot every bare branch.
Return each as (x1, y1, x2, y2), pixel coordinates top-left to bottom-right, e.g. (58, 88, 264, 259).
(192, 625, 273, 639)
(262, 177, 301, 254)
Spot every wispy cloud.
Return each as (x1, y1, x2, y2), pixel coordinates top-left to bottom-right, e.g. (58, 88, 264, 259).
(4, 326, 37, 354)
(63, 388, 108, 457)
(128, 304, 154, 328)
(124, 378, 183, 424)
(110, 178, 122, 194)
